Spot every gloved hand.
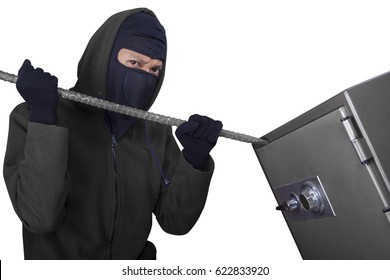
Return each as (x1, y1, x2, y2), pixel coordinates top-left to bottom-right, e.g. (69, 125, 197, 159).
(176, 114, 223, 170)
(16, 59, 59, 125)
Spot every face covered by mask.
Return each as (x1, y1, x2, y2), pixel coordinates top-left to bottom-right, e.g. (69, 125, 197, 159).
(106, 12, 167, 138)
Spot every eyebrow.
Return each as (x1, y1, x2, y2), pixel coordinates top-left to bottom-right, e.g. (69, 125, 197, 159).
(125, 53, 163, 69)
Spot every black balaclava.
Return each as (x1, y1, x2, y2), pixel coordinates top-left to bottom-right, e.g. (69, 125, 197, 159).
(106, 12, 167, 138)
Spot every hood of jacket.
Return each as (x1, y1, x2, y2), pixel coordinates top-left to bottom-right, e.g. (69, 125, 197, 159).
(71, 8, 166, 113)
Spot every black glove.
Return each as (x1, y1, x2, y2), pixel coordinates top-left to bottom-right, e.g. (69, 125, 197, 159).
(16, 59, 59, 125)
(176, 114, 223, 170)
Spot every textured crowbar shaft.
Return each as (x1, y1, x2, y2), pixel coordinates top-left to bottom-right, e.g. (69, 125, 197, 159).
(0, 70, 268, 145)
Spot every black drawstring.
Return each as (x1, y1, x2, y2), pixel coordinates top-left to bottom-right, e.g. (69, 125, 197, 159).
(144, 120, 170, 187)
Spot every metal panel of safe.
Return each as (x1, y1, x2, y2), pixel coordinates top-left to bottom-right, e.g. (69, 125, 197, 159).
(253, 71, 390, 259)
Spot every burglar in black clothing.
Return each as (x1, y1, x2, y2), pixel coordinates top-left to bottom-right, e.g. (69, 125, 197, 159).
(3, 8, 222, 259)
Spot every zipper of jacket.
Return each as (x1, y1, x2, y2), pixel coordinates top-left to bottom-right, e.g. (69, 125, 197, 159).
(108, 134, 119, 259)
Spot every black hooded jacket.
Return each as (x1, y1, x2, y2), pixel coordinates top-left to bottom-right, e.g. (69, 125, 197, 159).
(3, 8, 214, 259)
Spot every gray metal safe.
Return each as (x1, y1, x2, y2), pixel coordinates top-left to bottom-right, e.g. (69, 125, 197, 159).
(253, 71, 390, 259)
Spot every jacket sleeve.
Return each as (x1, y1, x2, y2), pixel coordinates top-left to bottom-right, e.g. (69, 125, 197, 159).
(153, 126, 214, 235)
(3, 104, 69, 234)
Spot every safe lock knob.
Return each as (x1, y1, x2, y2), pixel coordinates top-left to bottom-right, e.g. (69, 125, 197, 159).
(276, 193, 300, 212)
(299, 182, 324, 214)
(276, 181, 325, 215)
(274, 177, 335, 221)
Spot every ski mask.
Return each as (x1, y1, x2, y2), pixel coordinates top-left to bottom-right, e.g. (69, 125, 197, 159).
(106, 12, 167, 138)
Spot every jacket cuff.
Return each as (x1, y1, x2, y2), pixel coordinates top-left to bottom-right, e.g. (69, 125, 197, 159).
(181, 152, 214, 173)
(28, 122, 69, 138)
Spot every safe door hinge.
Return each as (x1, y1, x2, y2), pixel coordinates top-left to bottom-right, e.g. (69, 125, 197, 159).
(339, 108, 373, 165)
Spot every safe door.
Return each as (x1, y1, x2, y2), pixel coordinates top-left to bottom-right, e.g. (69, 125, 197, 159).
(254, 72, 390, 259)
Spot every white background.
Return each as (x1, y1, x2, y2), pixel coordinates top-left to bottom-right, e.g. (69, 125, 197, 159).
(1, 0, 390, 279)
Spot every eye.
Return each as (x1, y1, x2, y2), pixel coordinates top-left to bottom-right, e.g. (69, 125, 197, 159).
(151, 67, 162, 76)
(128, 60, 140, 67)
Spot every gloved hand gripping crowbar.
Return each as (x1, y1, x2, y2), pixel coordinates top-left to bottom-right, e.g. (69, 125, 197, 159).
(0, 70, 268, 145)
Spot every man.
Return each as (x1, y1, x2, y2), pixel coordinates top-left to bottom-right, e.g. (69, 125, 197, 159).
(3, 8, 222, 260)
